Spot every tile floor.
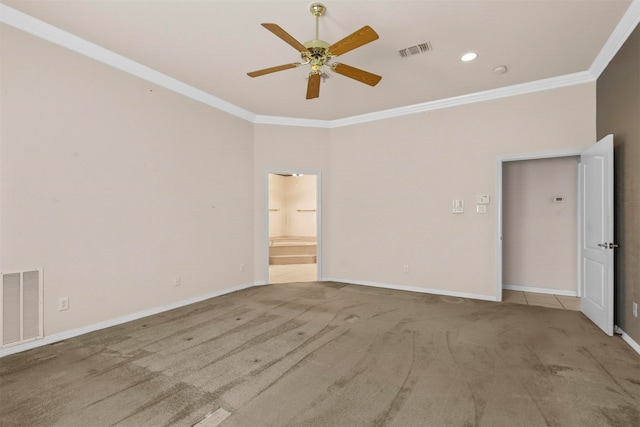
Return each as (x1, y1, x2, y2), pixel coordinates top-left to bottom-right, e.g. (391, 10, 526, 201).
(269, 265, 581, 312)
(503, 289, 581, 311)
(269, 263, 318, 284)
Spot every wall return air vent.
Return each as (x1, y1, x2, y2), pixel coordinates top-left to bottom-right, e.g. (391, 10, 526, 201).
(398, 41, 432, 58)
(1, 268, 43, 348)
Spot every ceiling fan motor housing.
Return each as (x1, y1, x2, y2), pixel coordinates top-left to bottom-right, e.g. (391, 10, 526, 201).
(303, 40, 331, 72)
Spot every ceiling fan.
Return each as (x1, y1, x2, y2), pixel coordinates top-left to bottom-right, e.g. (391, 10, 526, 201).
(247, 2, 382, 100)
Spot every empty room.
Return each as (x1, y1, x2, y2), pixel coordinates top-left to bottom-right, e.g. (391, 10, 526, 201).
(1, 1, 639, 426)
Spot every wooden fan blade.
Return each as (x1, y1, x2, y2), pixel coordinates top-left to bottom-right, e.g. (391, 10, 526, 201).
(262, 23, 309, 53)
(332, 63, 382, 86)
(247, 63, 300, 77)
(306, 73, 321, 99)
(329, 25, 379, 57)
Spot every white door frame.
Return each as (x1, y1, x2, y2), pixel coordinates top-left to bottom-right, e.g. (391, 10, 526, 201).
(495, 149, 584, 302)
(265, 170, 322, 284)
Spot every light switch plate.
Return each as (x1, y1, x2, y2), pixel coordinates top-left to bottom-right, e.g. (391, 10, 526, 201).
(477, 195, 490, 205)
(476, 204, 487, 214)
(452, 199, 464, 213)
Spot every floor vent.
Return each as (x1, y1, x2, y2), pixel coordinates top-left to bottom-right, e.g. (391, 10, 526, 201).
(1, 268, 43, 348)
(399, 41, 432, 57)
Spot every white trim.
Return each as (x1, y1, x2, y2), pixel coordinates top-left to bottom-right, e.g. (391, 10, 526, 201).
(328, 72, 594, 128)
(322, 278, 498, 302)
(0, 281, 265, 359)
(590, 0, 640, 79)
(576, 157, 584, 299)
(1, 277, 635, 359)
(316, 174, 323, 282)
(503, 284, 578, 297)
(0, 4, 256, 123)
(615, 326, 640, 356)
(2, 2, 638, 129)
(497, 149, 585, 163)
(253, 115, 331, 129)
(254, 72, 594, 129)
(496, 157, 503, 302)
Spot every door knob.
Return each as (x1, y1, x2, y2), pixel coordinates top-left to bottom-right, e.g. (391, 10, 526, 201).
(598, 242, 619, 249)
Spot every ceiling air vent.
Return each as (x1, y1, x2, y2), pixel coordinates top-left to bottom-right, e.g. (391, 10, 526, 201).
(398, 42, 432, 58)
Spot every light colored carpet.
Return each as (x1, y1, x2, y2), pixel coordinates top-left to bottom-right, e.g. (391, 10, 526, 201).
(1, 282, 639, 426)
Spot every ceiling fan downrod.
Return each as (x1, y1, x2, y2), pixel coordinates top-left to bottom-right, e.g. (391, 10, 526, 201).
(310, 2, 326, 41)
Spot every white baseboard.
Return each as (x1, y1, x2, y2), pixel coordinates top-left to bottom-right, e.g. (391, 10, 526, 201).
(322, 277, 497, 302)
(0, 281, 266, 359)
(3, 278, 637, 359)
(615, 325, 640, 356)
(503, 284, 578, 297)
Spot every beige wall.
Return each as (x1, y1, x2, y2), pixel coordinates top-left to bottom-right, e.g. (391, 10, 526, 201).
(1, 26, 255, 335)
(286, 174, 317, 237)
(502, 157, 579, 293)
(1, 22, 600, 344)
(597, 23, 640, 343)
(253, 125, 330, 283)
(268, 174, 317, 238)
(327, 84, 595, 298)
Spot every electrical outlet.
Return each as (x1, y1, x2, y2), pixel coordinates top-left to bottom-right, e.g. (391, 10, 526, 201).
(175, 276, 181, 287)
(633, 302, 638, 318)
(58, 297, 69, 311)
(240, 263, 245, 273)
(403, 265, 409, 274)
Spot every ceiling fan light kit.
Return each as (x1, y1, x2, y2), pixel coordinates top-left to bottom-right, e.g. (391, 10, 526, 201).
(247, 2, 381, 100)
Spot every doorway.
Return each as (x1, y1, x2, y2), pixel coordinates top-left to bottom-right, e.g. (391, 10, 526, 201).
(497, 137, 615, 336)
(496, 149, 583, 302)
(502, 156, 580, 296)
(266, 172, 320, 284)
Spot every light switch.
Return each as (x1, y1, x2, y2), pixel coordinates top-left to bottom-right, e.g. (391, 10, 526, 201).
(477, 194, 490, 205)
(452, 199, 464, 214)
(476, 204, 487, 214)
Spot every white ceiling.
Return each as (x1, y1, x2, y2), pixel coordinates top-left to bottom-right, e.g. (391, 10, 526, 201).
(1, 0, 637, 122)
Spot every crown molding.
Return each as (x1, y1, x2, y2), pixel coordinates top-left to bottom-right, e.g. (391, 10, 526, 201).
(590, 0, 640, 79)
(0, 3, 256, 123)
(2, 1, 638, 129)
(253, 115, 332, 128)
(255, 71, 594, 129)
(253, 70, 595, 129)
(327, 71, 595, 128)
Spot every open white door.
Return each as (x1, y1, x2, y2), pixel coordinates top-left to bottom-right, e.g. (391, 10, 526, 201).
(580, 134, 615, 336)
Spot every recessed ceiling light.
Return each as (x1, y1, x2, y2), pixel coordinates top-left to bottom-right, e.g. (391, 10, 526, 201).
(461, 52, 477, 62)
